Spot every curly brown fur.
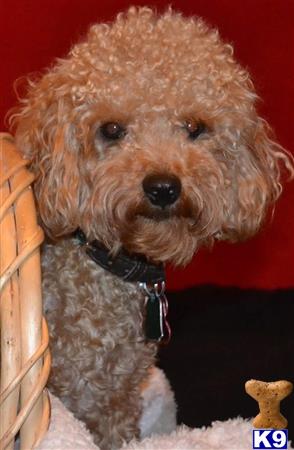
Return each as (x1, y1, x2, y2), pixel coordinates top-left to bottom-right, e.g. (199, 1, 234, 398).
(10, 7, 293, 450)
(42, 238, 156, 448)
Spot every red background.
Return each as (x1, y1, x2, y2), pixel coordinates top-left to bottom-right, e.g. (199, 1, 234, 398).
(1, 0, 293, 290)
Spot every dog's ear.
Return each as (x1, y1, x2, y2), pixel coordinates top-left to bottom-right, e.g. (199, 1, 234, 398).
(11, 78, 80, 238)
(220, 117, 293, 242)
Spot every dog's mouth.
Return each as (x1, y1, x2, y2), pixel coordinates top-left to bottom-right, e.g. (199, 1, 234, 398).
(119, 201, 202, 266)
(133, 196, 196, 223)
(137, 208, 178, 222)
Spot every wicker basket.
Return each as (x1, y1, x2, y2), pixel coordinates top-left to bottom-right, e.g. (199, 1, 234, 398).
(0, 134, 51, 450)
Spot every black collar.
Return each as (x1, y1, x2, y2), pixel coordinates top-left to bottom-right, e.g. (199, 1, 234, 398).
(75, 229, 165, 284)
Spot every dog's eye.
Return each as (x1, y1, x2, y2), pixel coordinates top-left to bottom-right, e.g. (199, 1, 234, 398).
(185, 119, 207, 140)
(100, 122, 127, 141)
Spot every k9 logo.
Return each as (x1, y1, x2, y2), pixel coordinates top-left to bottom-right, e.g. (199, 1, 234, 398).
(253, 430, 288, 449)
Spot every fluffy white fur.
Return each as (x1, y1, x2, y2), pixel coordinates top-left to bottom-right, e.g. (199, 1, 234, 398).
(124, 419, 293, 450)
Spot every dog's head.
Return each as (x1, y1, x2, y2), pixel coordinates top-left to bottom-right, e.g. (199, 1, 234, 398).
(12, 7, 293, 265)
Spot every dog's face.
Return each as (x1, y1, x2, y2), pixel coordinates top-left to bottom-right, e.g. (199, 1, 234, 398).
(13, 8, 291, 265)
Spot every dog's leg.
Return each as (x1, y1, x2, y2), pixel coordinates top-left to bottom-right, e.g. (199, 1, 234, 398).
(48, 340, 156, 450)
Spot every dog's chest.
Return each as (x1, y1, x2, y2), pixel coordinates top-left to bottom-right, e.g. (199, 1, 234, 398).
(41, 238, 146, 346)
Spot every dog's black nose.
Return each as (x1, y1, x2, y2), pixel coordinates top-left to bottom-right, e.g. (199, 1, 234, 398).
(143, 174, 182, 208)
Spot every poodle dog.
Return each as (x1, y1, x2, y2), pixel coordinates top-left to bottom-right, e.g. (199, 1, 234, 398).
(11, 7, 292, 450)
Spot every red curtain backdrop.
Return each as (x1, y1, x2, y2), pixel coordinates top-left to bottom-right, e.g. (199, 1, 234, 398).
(1, 0, 293, 290)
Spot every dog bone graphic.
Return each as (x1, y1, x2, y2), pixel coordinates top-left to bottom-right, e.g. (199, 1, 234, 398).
(245, 379, 293, 429)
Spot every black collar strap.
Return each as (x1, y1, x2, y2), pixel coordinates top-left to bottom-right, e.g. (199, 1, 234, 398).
(75, 229, 165, 284)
